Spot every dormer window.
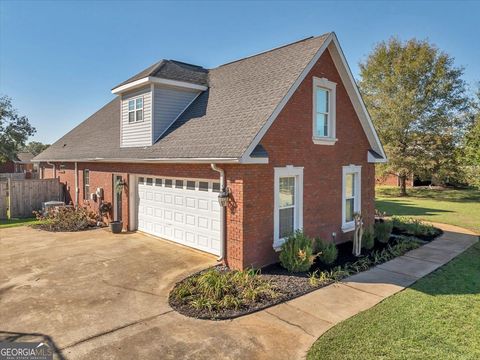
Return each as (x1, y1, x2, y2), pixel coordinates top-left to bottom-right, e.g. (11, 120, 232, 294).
(128, 97, 144, 122)
(312, 77, 337, 145)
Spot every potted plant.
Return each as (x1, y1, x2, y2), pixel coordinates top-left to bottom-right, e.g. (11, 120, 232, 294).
(110, 220, 123, 233)
(110, 178, 125, 233)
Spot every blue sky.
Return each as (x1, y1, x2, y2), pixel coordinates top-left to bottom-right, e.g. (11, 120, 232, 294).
(1, 0, 479, 144)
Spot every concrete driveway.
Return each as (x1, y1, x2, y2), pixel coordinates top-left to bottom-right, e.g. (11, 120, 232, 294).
(2, 225, 476, 359)
(0, 227, 318, 360)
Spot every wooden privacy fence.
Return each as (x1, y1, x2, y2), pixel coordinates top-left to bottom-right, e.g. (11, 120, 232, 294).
(0, 173, 26, 180)
(0, 178, 64, 219)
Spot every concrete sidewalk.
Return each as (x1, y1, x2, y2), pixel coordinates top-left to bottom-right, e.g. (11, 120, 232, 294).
(270, 224, 479, 358)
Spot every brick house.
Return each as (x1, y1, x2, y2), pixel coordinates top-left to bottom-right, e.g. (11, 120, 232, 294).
(0, 152, 36, 174)
(34, 33, 386, 270)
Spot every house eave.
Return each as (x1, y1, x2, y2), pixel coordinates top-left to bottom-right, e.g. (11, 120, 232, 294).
(33, 156, 269, 165)
(111, 76, 208, 94)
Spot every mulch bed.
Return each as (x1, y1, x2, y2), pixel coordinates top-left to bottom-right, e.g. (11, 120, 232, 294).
(169, 226, 443, 320)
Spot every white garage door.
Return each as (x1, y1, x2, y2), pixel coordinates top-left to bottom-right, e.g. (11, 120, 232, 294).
(137, 176, 221, 255)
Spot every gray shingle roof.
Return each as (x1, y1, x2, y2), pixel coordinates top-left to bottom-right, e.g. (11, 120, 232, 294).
(113, 60, 208, 89)
(15, 152, 35, 163)
(35, 34, 330, 162)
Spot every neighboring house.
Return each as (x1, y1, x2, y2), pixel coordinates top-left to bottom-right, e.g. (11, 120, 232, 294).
(0, 152, 36, 174)
(34, 33, 386, 270)
(376, 173, 414, 187)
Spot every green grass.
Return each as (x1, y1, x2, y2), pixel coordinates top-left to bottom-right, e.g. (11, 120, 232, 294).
(308, 242, 480, 360)
(376, 186, 480, 233)
(0, 217, 42, 229)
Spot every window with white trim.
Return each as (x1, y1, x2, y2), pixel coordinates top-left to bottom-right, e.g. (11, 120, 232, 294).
(128, 97, 144, 123)
(274, 167, 303, 249)
(342, 165, 361, 231)
(83, 169, 90, 200)
(313, 77, 336, 144)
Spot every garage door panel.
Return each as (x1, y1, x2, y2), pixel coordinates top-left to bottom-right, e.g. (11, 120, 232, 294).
(186, 197, 196, 208)
(137, 177, 220, 256)
(174, 212, 184, 223)
(164, 210, 173, 220)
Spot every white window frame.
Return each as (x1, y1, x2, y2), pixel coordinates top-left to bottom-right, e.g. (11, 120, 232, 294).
(128, 96, 144, 123)
(273, 166, 304, 250)
(342, 165, 361, 232)
(83, 169, 90, 201)
(312, 77, 337, 145)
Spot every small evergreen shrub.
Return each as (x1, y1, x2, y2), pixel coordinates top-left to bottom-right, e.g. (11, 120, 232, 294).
(315, 238, 338, 265)
(279, 230, 315, 272)
(392, 216, 439, 237)
(374, 220, 393, 243)
(362, 226, 375, 250)
(308, 238, 422, 286)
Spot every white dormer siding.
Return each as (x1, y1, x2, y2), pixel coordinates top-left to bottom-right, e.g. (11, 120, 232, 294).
(121, 86, 153, 147)
(152, 85, 200, 141)
(120, 83, 202, 148)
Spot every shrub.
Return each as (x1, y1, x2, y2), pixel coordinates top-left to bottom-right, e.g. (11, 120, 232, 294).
(279, 230, 315, 272)
(308, 238, 422, 287)
(33, 206, 99, 232)
(362, 226, 375, 250)
(171, 267, 278, 312)
(315, 238, 338, 265)
(374, 220, 393, 243)
(392, 216, 438, 237)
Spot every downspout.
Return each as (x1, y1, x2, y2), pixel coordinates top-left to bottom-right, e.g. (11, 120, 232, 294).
(46, 161, 56, 178)
(74, 162, 79, 207)
(211, 163, 226, 262)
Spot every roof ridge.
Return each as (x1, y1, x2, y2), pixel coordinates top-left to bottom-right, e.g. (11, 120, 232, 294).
(148, 60, 166, 77)
(215, 33, 330, 68)
(168, 60, 206, 69)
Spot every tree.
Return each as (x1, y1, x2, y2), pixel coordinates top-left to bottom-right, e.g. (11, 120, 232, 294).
(23, 141, 50, 156)
(461, 89, 480, 187)
(359, 38, 470, 195)
(0, 96, 36, 163)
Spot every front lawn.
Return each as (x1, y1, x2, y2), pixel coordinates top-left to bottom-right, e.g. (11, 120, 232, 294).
(376, 186, 480, 233)
(308, 241, 480, 359)
(0, 218, 43, 229)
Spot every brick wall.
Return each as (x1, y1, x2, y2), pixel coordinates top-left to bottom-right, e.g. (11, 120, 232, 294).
(0, 160, 15, 173)
(376, 173, 414, 187)
(239, 48, 376, 268)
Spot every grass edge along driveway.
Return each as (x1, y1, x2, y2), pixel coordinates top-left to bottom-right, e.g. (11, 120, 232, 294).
(308, 241, 480, 360)
(0, 218, 42, 229)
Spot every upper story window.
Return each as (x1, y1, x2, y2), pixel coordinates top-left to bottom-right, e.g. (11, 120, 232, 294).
(313, 77, 337, 145)
(128, 97, 144, 123)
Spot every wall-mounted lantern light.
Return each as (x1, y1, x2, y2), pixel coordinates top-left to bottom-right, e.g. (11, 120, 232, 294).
(217, 187, 230, 207)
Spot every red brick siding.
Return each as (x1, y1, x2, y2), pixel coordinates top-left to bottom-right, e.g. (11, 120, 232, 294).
(240, 49, 376, 268)
(376, 174, 414, 187)
(0, 160, 15, 173)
